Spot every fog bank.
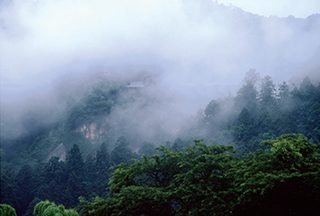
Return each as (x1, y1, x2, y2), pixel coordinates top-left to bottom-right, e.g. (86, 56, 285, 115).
(1, 0, 319, 140)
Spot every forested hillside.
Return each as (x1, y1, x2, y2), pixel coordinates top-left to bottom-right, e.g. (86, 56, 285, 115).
(1, 74, 319, 215)
(196, 72, 320, 152)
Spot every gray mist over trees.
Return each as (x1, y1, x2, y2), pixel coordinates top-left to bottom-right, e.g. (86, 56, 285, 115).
(1, 0, 320, 143)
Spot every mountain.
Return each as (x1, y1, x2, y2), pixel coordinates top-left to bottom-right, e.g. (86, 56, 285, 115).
(1, 0, 320, 164)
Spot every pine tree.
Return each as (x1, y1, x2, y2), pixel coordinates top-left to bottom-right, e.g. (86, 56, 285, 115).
(277, 81, 290, 105)
(83, 154, 97, 195)
(14, 165, 35, 215)
(111, 137, 134, 165)
(235, 70, 259, 114)
(65, 145, 85, 207)
(66, 144, 84, 177)
(138, 142, 157, 155)
(259, 75, 276, 109)
(96, 142, 110, 177)
(95, 142, 111, 195)
(0, 166, 16, 206)
(37, 157, 67, 204)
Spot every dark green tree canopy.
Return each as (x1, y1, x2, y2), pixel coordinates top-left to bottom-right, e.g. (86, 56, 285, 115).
(66, 144, 84, 177)
(259, 75, 276, 108)
(111, 137, 134, 165)
(80, 134, 320, 216)
(0, 204, 17, 216)
(33, 200, 79, 216)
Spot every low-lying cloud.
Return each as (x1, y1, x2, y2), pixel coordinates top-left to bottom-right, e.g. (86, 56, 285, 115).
(1, 0, 319, 141)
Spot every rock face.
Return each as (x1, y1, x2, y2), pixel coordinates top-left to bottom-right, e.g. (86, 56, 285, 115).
(47, 143, 67, 161)
(76, 122, 105, 143)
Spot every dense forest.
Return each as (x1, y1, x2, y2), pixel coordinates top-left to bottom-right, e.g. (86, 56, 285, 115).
(1, 73, 320, 215)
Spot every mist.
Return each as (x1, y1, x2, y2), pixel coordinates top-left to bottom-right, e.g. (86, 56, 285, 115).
(1, 0, 320, 143)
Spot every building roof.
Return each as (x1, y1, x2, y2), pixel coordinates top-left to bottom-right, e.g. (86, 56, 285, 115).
(127, 81, 144, 88)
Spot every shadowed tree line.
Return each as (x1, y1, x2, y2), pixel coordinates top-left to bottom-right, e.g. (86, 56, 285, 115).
(0, 137, 135, 216)
(2, 134, 319, 216)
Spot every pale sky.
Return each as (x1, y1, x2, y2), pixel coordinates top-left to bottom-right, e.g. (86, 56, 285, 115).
(217, 0, 320, 17)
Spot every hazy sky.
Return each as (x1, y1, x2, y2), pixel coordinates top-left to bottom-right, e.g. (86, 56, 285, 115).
(217, 0, 320, 17)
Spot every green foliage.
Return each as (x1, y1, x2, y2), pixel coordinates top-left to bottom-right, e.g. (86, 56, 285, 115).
(78, 197, 108, 216)
(0, 166, 16, 206)
(34, 200, 79, 216)
(66, 144, 85, 177)
(235, 78, 258, 113)
(36, 157, 68, 205)
(259, 75, 276, 108)
(172, 142, 235, 215)
(80, 187, 172, 216)
(267, 134, 319, 169)
(138, 142, 157, 155)
(0, 204, 17, 216)
(81, 134, 320, 216)
(96, 142, 110, 176)
(231, 134, 320, 215)
(230, 76, 320, 153)
(110, 137, 135, 165)
(204, 100, 221, 118)
(81, 141, 237, 215)
(67, 86, 119, 129)
(277, 81, 290, 105)
(64, 145, 86, 206)
(92, 142, 111, 195)
(11, 164, 38, 215)
(233, 108, 255, 141)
